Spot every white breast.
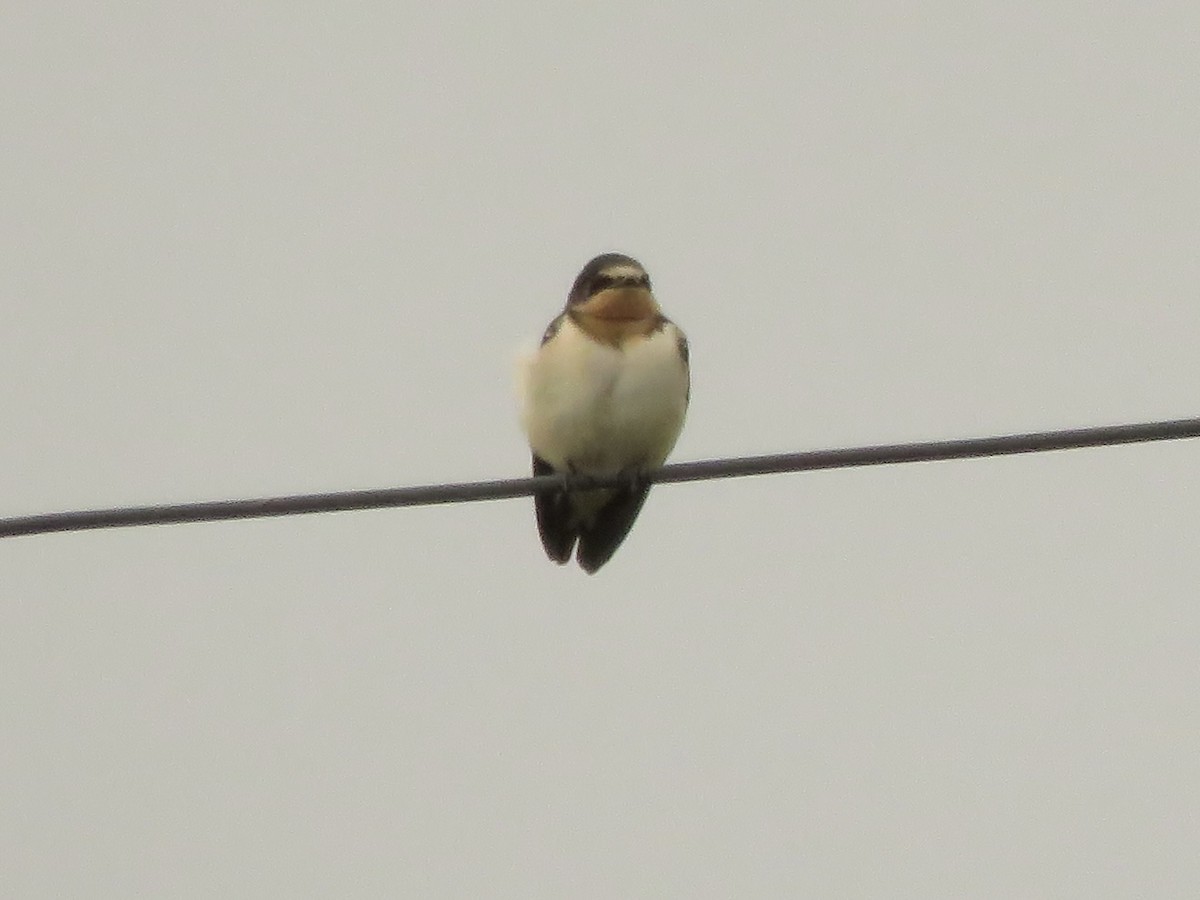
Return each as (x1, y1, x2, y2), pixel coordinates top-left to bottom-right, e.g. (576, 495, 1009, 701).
(520, 318, 689, 475)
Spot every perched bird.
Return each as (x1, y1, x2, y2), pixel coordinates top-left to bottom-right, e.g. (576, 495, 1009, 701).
(519, 253, 690, 573)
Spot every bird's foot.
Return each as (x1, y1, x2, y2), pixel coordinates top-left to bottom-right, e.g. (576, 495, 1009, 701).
(621, 468, 648, 493)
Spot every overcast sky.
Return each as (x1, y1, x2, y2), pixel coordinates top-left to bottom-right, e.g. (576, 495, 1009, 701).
(3, 2, 1199, 897)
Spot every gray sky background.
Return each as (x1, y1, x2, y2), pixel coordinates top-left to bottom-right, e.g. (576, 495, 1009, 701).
(3, 2, 1199, 896)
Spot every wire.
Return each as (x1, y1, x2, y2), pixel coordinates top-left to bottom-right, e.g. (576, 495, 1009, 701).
(1, 416, 1198, 540)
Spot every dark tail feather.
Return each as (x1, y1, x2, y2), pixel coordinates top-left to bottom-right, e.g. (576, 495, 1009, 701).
(576, 483, 650, 574)
(533, 455, 575, 564)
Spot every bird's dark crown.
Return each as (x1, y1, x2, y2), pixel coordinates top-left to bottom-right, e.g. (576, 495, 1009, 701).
(567, 253, 651, 305)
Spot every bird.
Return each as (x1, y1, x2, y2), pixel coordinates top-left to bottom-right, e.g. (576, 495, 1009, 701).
(518, 252, 690, 573)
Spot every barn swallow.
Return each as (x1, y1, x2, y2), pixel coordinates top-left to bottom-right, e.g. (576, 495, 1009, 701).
(519, 253, 690, 573)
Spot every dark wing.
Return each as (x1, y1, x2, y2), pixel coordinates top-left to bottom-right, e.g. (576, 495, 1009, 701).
(532, 454, 575, 564)
(653, 315, 690, 403)
(575, 482, 651, 574)
(540, 313, 566, 346)
(673, 323, 691, 405)
(674, 328, 689, 366)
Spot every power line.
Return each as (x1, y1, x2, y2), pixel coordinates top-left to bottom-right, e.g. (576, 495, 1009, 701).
(1, 416, 1197, 540)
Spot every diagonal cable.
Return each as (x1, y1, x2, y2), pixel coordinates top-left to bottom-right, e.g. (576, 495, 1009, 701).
(2, 416, 1198, 539)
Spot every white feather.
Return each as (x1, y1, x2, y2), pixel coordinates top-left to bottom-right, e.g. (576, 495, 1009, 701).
(519, 318, 688, 475)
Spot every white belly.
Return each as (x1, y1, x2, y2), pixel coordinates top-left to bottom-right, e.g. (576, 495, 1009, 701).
(520, 318, 689, 475)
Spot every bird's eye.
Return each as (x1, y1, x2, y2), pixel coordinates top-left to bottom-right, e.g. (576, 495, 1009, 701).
(591, 274, 615, 291)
